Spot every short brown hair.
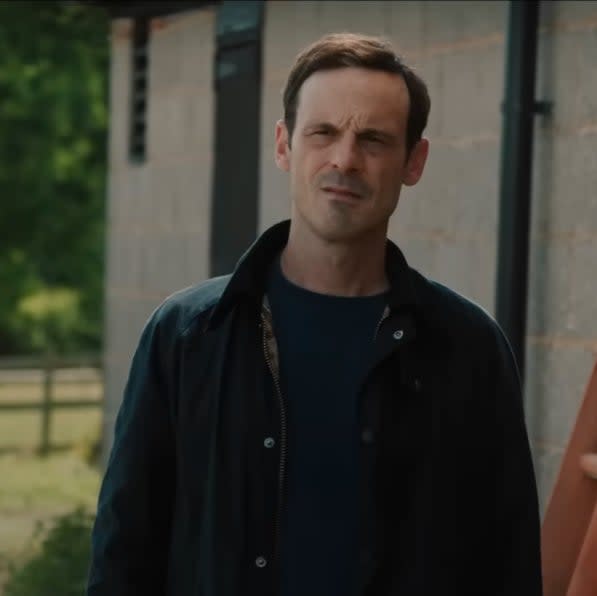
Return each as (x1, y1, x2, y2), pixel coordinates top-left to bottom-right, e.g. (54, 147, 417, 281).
(283, 33, 430, 155)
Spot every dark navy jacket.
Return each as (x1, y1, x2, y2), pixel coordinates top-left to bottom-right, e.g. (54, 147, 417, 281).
(87, 220, 543, 596)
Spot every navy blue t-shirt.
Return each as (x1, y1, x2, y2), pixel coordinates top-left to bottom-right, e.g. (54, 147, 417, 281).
(266, 257, 387, 596)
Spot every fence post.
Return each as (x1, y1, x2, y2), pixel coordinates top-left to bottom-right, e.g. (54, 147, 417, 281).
(39, 354, 53, 456)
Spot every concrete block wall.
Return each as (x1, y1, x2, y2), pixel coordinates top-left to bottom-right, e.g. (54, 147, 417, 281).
(103, 9, 215, 457)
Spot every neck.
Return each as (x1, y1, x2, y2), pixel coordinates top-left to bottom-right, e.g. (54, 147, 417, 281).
(280, 219, 389, 297)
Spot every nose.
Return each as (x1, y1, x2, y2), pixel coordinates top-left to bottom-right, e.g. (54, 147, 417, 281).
(329, 134, 363, 173)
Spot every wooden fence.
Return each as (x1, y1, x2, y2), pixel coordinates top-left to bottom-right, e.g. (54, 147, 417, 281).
(0, 353, 103, 455)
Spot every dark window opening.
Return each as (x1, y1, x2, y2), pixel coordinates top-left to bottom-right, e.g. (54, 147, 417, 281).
(129, 17, 149, 163)
(210, 1, 264, 276)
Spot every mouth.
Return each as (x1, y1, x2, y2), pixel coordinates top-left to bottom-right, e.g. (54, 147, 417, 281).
(321, 186, 363, 200)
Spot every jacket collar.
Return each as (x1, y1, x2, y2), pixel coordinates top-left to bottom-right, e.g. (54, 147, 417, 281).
(207, 219, 419, 329)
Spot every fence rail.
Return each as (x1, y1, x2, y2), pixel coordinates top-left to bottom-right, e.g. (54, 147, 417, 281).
(0, 353, 103, 455)
(0, 353, 101, 371)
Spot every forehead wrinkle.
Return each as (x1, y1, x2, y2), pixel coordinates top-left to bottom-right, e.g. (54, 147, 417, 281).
(297, 69, 409, 136)
(303, 112, 399, 138)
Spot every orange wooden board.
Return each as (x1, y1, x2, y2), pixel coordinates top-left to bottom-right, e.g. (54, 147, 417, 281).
(567, 499, 597, 596)
(542, 360, 597, 596)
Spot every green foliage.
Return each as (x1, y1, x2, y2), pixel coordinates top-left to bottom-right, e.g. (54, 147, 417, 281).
(72, 419, 103, 467)
(17, 287, 82, 353)
(0, 1, 109, 354)
(4, 508, 94, 596)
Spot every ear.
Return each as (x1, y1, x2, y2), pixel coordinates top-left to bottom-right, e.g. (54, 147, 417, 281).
(402, 138, 429, 187)
(275, 120, 291, 172)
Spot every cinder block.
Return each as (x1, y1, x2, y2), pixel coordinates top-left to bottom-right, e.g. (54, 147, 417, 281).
(527, 238, 576, 337)
(524, 342, 595, 448)
(317, 1, 387, 37)
(533, 132, 597, 234)
(181, 230, 210, 284)
(432, 235, 496, 311)
(179, 8, 216, 88)
(385, 1, 426, 52)
(418, 1, 507, 49)
(421, 43, 503, 140)
(181, 90, 214, 158)
(569, 240, 597, 338)
(393, 233, 437, 279)
(261, 1, 313, 75)
(148, 92, 186, 159)
(397, 139, 501, 236)
(540, 29, 597, 132)
(259, 166, 290, 232)
(185, 158, 213, 228)
(259, 73, 291, 231)
(148, 90, 213, 162)
(527, 231, 597, 342)
(149, 17, 184, 91)
(548, 0, 597, 25)
(123, 165, 152, 223)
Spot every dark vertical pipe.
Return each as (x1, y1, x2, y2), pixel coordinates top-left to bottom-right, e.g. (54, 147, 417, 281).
(495, 0, 541, 387)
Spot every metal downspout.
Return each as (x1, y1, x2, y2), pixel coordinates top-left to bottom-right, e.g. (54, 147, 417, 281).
(495, 0, 547, 389)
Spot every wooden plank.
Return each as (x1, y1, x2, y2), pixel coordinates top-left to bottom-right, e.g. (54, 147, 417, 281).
(541, 360, 597, 596)
(0, 376, 100, 385)
(40, 358, 53, 456)
(48, 400, 103, 409)
(0, 354, 101, 370)
(0, 402, 49, 411)
(0, 400, 102, 411)
(567, 499, 597, 596)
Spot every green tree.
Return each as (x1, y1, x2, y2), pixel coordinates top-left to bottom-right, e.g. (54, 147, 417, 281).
(0, 1, 109, 354)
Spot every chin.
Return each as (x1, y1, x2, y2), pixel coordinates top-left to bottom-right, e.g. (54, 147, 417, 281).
(309, 214, 374, 244)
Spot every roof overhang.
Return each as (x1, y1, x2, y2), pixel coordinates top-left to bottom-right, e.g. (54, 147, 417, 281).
(80, 1, 216, 19)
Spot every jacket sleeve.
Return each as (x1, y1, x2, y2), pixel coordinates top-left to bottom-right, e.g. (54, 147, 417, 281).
(489, 322, 543, 596)
(87, 308, 175, 596)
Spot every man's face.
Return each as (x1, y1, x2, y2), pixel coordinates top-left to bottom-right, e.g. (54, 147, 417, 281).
(275, 67, 428, 243)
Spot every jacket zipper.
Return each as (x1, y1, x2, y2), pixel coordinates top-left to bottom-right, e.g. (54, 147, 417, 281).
(374, 305, 390, 340)
(261, 310, 288, 565)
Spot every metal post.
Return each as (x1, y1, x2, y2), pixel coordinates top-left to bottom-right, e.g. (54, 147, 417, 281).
(40, 354, 53, 456)
(495, 0, 541, 387)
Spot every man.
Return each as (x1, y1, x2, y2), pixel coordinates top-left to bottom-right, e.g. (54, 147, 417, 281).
(88, 33, 542, 595)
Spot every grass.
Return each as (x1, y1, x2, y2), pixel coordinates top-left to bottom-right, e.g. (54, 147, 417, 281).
(0, 453, 101, 593)
(0, 371, 103, 593)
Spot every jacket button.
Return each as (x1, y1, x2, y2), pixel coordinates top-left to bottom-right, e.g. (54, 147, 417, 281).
(361, 428, 374, 444)
(264, 437, 275, 448)
(393, 329, 404, 340)
(255, 556, 267, 568)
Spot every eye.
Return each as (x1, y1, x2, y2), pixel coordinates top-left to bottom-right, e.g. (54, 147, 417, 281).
(314, 129, 331, 136)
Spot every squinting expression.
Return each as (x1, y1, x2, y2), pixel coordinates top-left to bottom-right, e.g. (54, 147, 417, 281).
(275, 66, 428, 244)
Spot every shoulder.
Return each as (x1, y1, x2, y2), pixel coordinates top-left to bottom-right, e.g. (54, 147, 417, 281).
(146, 274, 232, 339)
(410, 269, 520, 387)
(410, 268, 508, 353)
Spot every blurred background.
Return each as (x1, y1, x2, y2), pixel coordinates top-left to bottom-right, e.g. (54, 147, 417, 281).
(0, 0, 596, 593)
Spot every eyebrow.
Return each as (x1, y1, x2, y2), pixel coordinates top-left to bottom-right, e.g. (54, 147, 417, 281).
(304, 122, 397, 143)
(358, 128, 397, 143)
